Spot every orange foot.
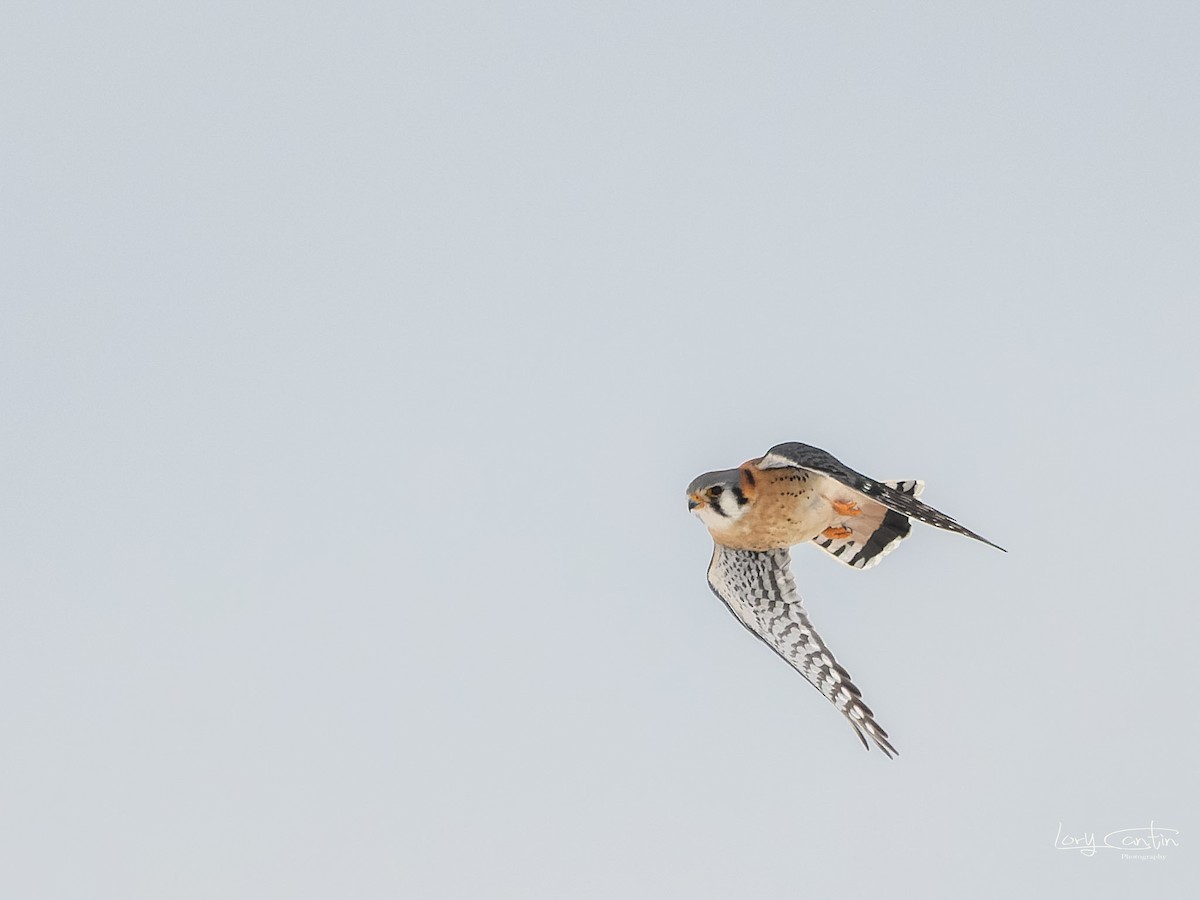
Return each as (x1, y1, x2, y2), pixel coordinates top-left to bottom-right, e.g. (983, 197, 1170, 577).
(823, 526, 854, 540)
(832, 499, 862, 517)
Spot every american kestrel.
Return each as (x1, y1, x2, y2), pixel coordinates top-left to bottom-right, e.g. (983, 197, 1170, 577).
(687, 441, 1003, 757)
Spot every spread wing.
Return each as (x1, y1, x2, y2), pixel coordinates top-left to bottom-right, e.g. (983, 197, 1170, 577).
(706, 544, 897, 757)
(759, 442, 1005, 552)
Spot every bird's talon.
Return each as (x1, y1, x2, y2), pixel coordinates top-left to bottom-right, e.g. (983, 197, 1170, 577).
(832, 499, 862, 517)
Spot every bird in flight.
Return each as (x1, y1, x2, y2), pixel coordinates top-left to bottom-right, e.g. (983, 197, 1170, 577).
(687, 441, 1003, 758)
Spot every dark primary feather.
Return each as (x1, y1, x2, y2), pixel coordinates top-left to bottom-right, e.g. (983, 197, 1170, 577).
(706, 545, 898, 757)
(761, 442, 1006, 552)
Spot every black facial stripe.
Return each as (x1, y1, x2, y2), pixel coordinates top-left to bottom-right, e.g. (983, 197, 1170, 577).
(742, 468, 755, 487)
(709, 498, 730, 517)
(731, 486, 749, 506)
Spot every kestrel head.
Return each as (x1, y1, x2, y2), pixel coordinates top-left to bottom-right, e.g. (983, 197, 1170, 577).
(686, 465, 757, 528)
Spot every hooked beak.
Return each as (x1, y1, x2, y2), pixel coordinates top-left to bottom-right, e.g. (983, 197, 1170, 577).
(687, 494, 702, 511)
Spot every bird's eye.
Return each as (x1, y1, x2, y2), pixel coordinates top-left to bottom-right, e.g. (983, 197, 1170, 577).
(709, 486, 724, 497)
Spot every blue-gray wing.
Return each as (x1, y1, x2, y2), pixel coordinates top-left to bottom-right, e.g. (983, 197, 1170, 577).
(706, 544, 897, 757)
(759, 442, 1005, 552)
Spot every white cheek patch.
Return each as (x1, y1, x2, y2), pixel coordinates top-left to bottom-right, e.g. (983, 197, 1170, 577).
(691, 495, 748, 530)
(716, 494, 751, 522)
(692, 506, 722, 529)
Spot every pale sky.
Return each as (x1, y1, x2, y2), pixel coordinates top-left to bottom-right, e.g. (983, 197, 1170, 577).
(2, 2, 1196, 897)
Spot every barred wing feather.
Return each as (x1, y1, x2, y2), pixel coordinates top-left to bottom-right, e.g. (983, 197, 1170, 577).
(706, 544, 898, 757)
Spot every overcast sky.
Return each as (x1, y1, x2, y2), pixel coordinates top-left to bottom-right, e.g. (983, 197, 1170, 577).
(2, 2, 1196, 897)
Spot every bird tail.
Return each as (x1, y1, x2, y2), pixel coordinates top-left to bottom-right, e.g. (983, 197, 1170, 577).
(811, 479, 924, 570)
